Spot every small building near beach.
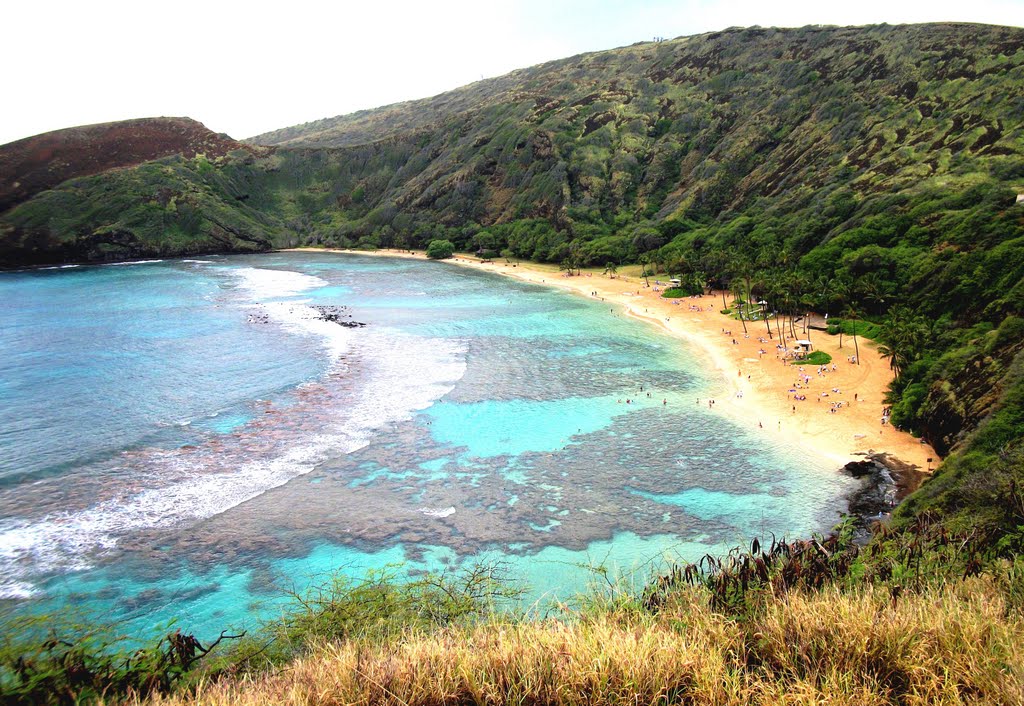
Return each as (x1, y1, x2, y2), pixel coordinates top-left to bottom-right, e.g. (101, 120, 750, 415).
(795, 339, 813, 353)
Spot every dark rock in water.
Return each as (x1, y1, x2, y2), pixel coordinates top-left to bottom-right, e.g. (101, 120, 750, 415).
(245, 304, 366, 328)
(310, 305, 366, 327)
(841, 453, 928, 540)
(843, 460, 876, 478)
(843, 457, 896, 518)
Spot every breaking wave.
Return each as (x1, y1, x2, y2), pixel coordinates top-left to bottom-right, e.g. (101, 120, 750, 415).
(0, 267, 467, 597)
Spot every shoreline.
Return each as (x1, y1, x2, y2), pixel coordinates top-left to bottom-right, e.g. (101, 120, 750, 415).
(282, 247, 937, 486)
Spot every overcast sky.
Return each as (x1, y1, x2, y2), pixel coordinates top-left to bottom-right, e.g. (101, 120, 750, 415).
(3, 0, 1023, 145)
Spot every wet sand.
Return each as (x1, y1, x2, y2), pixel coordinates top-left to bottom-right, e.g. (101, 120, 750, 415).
(284, 248, 938, 474)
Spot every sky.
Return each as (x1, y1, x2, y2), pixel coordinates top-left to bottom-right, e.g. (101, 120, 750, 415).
(3, 0, 1023, 145)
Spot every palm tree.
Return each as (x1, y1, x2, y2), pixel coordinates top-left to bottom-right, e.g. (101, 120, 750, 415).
(699, 251, 729, 307)
(799, 290, 816, 340)
(858, 272, 889, 317)
(832, 276, 854, 350)
(752, 273, 772, 338)
(639, 254, 651, 287)
(845, 303, 861, 365)
(669, 255, 690, 282)
(767, 280, 788, 349)
(878, 306, 929, 378)
(731, 281, 748, 334)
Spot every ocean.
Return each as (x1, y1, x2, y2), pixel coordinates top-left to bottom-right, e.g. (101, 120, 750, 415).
(0, 252, 855, 637)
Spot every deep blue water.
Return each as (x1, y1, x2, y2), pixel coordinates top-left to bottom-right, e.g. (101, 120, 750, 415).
(0, 253, 855, 637)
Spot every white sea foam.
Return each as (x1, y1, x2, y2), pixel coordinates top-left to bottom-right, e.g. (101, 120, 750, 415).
(0, 322, 467, 593)
(262, 300, 356, 364)
(0, 578, 40, 599)
(182, 259, 214, 264)
(233, 267, 355, 363)
(347, 330, 467, 433)
(232, 266, 328, 300)
(107, 259, 164, 266)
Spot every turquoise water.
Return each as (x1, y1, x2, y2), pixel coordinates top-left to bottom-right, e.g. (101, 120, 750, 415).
(0, 253, 856, 637)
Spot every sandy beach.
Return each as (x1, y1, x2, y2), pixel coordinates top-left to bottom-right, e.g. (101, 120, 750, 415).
(285, 248, 937, 475)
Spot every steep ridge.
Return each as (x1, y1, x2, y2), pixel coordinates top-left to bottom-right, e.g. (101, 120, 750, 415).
(0, 117, 249, 213)
(250, 22, 1024, 155)
(0, 119, 280, 267)
(242, 23, 1024, 234)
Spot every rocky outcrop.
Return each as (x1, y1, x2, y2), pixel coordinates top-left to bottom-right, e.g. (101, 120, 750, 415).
(842, 454, 927, 535)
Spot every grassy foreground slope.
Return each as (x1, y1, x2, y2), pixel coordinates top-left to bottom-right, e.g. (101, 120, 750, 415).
(138, 581, 1023, 706)
(6, 525, 1018, 706)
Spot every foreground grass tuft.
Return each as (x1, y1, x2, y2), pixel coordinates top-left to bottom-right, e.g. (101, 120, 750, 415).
(132, 577, 1023, 706)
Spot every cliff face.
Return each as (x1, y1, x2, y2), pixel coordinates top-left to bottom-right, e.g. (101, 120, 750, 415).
(0, 117, 250, 213)
(921, 336, 1024, 456)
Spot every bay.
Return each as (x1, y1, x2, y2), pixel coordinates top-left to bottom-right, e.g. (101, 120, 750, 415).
(0, 252, 855, 636)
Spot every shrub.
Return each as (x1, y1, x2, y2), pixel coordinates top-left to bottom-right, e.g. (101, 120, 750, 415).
(426, 239, 455, 259)
(0, 613, 242, 705)
(793, 350, 833, 365)
(826, 318, 882, 341)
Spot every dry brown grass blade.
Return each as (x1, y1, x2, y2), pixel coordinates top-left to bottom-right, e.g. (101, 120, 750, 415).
(123, 575, 1024, 706)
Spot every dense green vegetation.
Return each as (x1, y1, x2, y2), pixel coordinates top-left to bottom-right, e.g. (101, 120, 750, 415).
(0, 152, 281, 266)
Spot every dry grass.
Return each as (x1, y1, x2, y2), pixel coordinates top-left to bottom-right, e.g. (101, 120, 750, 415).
(130, 578, 1023, 706)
